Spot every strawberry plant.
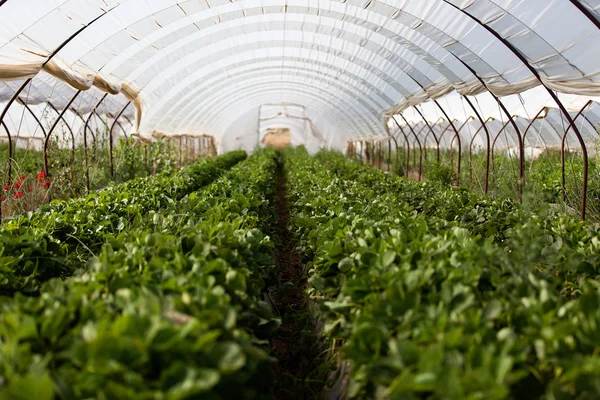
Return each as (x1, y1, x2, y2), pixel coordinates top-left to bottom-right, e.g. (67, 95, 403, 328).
(0, 149, 280, 399)
(0, 151, 246, 295)
(286, 147, 600, 398)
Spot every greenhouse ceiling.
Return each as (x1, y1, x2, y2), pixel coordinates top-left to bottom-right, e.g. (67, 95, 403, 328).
(1, 0, 600, 147)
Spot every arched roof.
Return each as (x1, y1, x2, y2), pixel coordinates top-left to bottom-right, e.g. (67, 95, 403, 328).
(1, 0, 600, 143)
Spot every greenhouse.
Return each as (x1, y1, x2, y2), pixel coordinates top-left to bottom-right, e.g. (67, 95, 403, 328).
(2, 1, 600, 399)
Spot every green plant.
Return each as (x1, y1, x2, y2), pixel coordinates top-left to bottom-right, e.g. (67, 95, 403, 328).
(286, 147, 600, 398)
(426, 162, 457, 186)
(0, 151, 247, 295)
(0, 149, 281, 398)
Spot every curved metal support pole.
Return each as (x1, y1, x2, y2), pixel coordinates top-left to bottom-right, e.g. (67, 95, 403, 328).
(491, 119, 517, 157)
(414, 108, 441, 162)
(522, 107, 550, 146)
(0, 121, 10, 218)
(421, 117, 445, 157)
(436, 119, 456, 145)
(391, 121, 411, 177)
(109, 102, 132, 178)
(561, 100, 593, 202)
(463, 97, 491, 194)
(377, 141, 382, 170)
(453, 57, 526, 200)
(83, 93, 109, 191)
(0, 11, 107, 199)
(491, 117, 518, 190)
(478, 95, 524, 200)
(434, 101, 464, 184)
(387, 138, 392, 172)
(91, 110, 110, 142)
(406, 122, 429, 163)
(442, 0, 589, 218)
(0, 80, 30, 186)
(44, 91, 82, 178)
(468, 116, 494, 173)
(387, 134, 400, 174)
(47, 101, 77, 167)
(412, 138, 418, 168)
(490, 102, 524, 198)
(90, 109, 111, 151)
(379, 141, 384, 170)
(17, 98, 48, 139)
(179, 136, 183, 168)
(568, 0, 600, 30)
(116, 121, 128, 139)
(360, 140, 366, 164)
(394, 114, 423, 181)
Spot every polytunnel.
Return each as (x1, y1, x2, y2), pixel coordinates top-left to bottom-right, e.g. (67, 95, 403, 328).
(3, 1, 600, 398)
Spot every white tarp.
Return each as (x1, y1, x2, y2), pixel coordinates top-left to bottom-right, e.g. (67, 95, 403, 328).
(1, 0, 600, 148)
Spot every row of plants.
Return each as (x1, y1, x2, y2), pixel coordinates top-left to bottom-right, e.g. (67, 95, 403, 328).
(378, 147, 600, 220)
(0, 148, 281, 399)
(286, 147, 600, 399)
(319, 150, 600, 291)
(0, 139, 190, 219)
(0, 150, 247, 296)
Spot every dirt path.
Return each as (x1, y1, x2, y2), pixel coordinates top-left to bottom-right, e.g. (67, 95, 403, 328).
(270, 157, 330, 400)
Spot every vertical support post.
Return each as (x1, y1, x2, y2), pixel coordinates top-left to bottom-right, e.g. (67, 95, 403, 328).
(463, 97, 491, 195)
(468, 117, 494, 191)
(388, 138, 392, 172)
(179, 136, 183, 168)
(435, 101, 465, 185)
(414, 107, 441, 162)
(0, 80, 31, 187)
(560, 100, 593, 203)
(47, 101, 77, 182)
(395, 114, 423, 181)
(44, 91, 82, 179)
(83, 94, 109, 193)
(491, 118, 517, 191)
(442, 0, 588, 218)
(393, 125, 411, 178)
(144, 143, 148, 171)
(108, 102, 131, 179)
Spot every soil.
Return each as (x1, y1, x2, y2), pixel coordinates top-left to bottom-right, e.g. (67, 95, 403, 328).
(270, 158, 330, 400)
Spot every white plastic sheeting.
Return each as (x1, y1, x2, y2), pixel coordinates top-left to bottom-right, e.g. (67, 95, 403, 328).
(385, 88, 600, 158)
(1, 0, 600, 147)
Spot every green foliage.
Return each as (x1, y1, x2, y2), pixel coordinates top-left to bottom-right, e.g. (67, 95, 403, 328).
(383, 147, 600, 220)
(426, 162, 457, 186)
(0, 151, 247, 295)
(0, 149, 281, 398)
(0, 138, 193, 219)
(113, 139, 151, 182)
(287, 147, 600, 399)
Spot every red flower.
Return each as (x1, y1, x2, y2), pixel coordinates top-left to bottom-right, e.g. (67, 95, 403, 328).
(13, 191, 23, 199)
(19, 175, 27, 181)
(42, 180, 51, 188)
(12, 182, 22, 189)
(27, 187, 32, 192)
(37, 172, 45, 180)
(3, 185, 9, 191)
(0, 195, 5, 201)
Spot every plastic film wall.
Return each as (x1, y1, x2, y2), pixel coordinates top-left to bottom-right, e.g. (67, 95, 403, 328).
(1, 0, 600, 150)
